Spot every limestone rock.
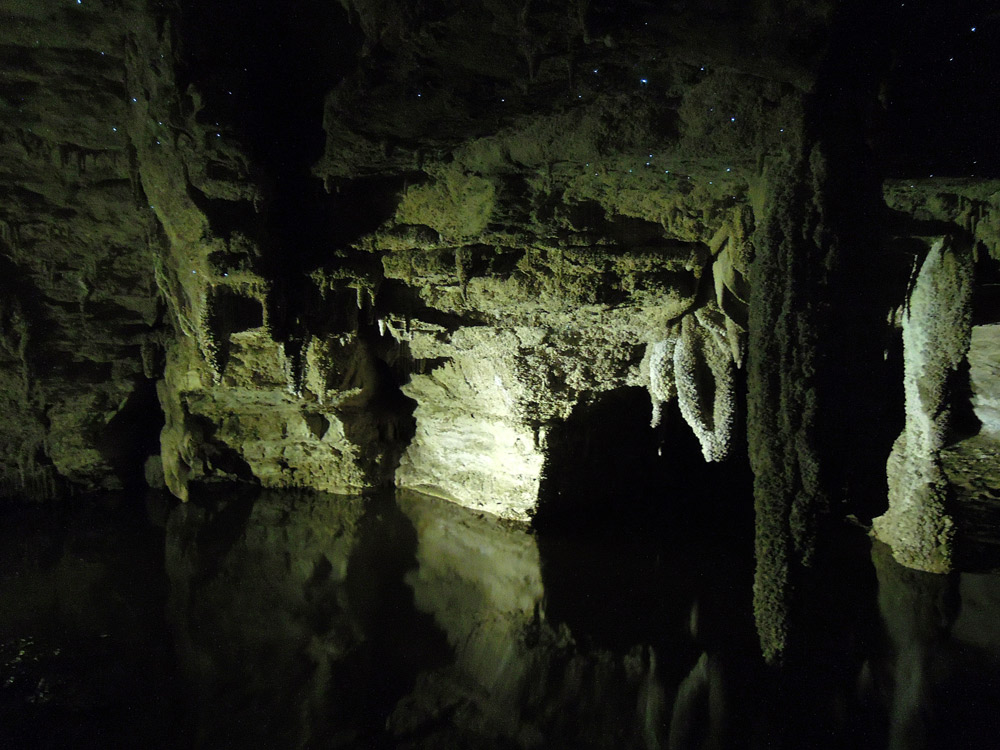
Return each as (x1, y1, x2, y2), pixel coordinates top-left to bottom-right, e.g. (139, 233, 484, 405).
(873, 237, 974, 572)
(0, 0, 164, 498)
(646, 301, 740, 462)
(395, 330, 552, 521)
(648, 335, 679, 428)
(967, 324, 1000, 436)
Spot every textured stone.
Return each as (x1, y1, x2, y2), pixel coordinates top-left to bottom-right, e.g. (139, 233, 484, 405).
(874, 238, 975, 573)
(968, 325, 1000, 436)
(0, 0, 163, 498)
(5, 0, 1000, 677)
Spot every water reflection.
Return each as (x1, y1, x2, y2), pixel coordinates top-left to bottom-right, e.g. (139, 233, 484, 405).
(3, 491, 1000, 748)
(866, 541, 1000, 749)
(165, 489, 448, 748)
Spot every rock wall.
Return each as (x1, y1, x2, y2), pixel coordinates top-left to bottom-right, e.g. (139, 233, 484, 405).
(6, 0, 1000, 665)
(0, 0, 164, 499)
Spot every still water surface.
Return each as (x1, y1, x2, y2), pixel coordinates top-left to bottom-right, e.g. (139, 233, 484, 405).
(1, 489, 999, 749)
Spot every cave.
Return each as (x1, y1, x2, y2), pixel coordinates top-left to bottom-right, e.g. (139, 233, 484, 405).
(3, 1, 1000, 748)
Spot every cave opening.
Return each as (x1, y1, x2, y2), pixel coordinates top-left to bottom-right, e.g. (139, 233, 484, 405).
(96, 378, 166, 494)
(534, 384, 754, 537)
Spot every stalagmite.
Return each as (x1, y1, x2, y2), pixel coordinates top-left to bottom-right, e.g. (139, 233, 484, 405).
(873, 237, 974, 573)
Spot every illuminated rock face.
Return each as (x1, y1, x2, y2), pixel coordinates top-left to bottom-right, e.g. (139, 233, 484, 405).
(7, 0, 1000, 669)
(874, 238, 974, 573)
(0, 1, 820, 513)
(968, 325, 1000, 437)
(0, 0, 163, 498)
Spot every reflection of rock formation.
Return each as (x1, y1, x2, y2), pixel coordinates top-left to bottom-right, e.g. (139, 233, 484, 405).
(165, 489, 448, 748)
(168, 488, 715, 748)
(874, 238, 975, 572)
(392, 488, 554, 744)
(870, 540, 959, 750)
(392, 490, 766, 750)
(667, 602, 729, 750)
(393, 490, 688, 749)
(668, 651, 727, 750)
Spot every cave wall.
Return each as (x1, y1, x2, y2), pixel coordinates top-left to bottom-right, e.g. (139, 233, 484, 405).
(0, 0, 164, 498)
(309, 0, 819, 519)
(5, 0, 1000, 664)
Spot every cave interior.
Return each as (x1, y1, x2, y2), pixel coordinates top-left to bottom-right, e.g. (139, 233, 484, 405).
(3, 0, 1000, 747)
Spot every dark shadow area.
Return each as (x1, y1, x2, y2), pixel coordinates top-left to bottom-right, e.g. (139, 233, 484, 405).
(336, 333, 418, 485)
(805, 0, 902, 528)
(186, 185, 260, 243)
(173, 1, 387, 339)
(881, 0, 1000, 177)
(186, 416, 258, 485)
(561, 199, 708, 256)
(531, 385, 765, 745)
(0, 497, 179, 750)
(96, 378, 165, 492)
(378, 278, 489, 330)
(206, 286, 264, 374)
(765, 524, 885, 748)
(533, 385, 754, 533)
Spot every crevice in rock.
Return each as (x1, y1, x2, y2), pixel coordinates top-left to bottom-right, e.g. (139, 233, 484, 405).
(206, 288, 264, 375)
(185, 185, 260, 244)
(95, 378, 164, 492)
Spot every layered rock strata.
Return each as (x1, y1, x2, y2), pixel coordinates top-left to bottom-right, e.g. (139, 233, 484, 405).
(6, 0, 1000, 668)
(0, 0, 164, 498)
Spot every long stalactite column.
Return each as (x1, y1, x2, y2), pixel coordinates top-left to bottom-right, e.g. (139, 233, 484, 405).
(873, 238, 974, 572)
(747, 150, 829, 665)
(747, 0, 893, 664)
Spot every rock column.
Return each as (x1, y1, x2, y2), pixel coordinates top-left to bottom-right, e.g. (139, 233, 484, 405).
(873, 238, 974, 572)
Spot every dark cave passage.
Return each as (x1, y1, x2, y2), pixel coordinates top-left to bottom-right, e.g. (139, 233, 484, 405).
(96, 378, 165, 493)
(534, 385, 754, 534)
(173, 0, 384, 342)
(881, 0, 1000, 176)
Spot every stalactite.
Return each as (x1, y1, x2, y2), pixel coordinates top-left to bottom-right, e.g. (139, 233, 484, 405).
(646, 300, 740, 462)
(648, 335, 678, 428)
(675, 311, 737, 462)
(747, 153, 827, 665)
